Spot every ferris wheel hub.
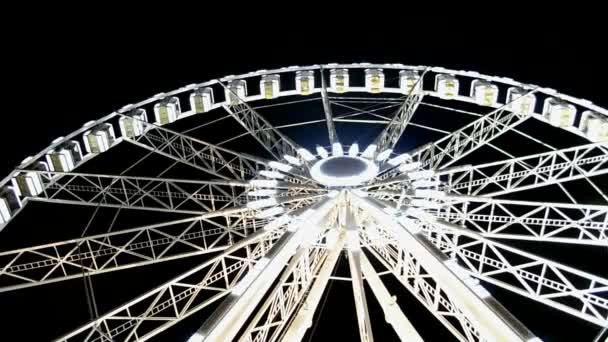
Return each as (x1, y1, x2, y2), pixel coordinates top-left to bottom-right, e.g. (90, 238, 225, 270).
(310, 155, 378, 187)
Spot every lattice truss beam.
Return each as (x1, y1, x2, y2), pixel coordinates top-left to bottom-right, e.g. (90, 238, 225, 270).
(55, 224, 286, 342)
(437, 197, 608, 246)
(372, 73, 425, 154)
(17, 171, 321, 214)
(438, 143, 608, 196)
(221, 83, 303, 161)
(0, 194, 323, 293)
(122, 115, 267, 180)
(420, 219, 608, 327)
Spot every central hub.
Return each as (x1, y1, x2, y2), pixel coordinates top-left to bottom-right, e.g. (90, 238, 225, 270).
(310, 156, 378, 187)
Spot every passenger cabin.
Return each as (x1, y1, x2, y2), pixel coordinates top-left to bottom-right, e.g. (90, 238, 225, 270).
(399, 70, 422, 95)
(330, 69, 349, 93)
(12, 161, 48, 197)
(471, 80, 499, 107)
(543, 98, 576, 128)
(46, 141, 83, 172)
(189, 87, 214, 113)
(83, 123, 116, 154)
(295, 71, 314, 95)
(260, 75, 280, 99)
(154, 97, 181, 125)
(225, 80, 247, 105)
(435, 74, 459, 99)
(365, 69, 385, 93)
(580, 111, 608, 142)
(119, 108, 148, 138)
(507, 87, 536, 115)
(0, 187, 21, 224)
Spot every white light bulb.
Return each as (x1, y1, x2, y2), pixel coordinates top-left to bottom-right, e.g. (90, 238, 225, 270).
(284, 154, 302, 166)
(247, 198, 278, 209)
(316, 146, 329, 159)
(361, 144, 377, 158)
(388, 153, 410, 166)
(332, 142, 344, 156)
(297, 148, 316, 161)
(376, 149, 393, 161)
(249, 179, 278, 188)
(268, 161, 292, 172)
(259, 170, 285, 179)
(398, 162, 422, 172)
(348, 143, 359, 156)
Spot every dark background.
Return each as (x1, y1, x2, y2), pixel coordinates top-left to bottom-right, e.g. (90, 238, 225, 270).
(2, 17, 607, 341)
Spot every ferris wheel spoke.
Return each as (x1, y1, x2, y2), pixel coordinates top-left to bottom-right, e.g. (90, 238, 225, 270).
(347, 248, 375, 342)
(17, 170, 254, 214)
(123, 116, 267, 180)
(320, 66, 339, 145)
(238, 231, 335, 342)
(220, 82, 305, 162)
(359, 252, 424, 342)
(352, 194, 539, 342)
(439, 143, 608, 197)
(438, 196, 608, 246)
(421, 220, 608, 327)
(54, 219, 290, 342)
(189, 197, 338, 342)
(371, 69, 427, 155)
(0, 210, 266, 292)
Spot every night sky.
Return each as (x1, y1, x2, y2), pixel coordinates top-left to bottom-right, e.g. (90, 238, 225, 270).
(2, 17, 607, 341)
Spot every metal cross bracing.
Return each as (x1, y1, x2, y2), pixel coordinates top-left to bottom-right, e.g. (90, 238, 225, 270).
(438, 142, 608, 197)
(17, 170, 322, 214)
(0, 194, 324, 293)
(419, 219, 608, 327)
(122, 115, 267, 180)
(220, 82, 304, 162)
(377, 89, 539, 180)
(372, 70, 427, 155)
(437, 197, 608, 246)
(54, 222, 288, 342)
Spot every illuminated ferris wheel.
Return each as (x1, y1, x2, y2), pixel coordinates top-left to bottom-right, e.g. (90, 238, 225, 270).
(0, 63, 607, 341)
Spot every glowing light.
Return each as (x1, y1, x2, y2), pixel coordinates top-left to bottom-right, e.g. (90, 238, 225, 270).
(247, 189, 277, 197)
(352, 189, 369, 197)
(284, 154, 302, 166)
(232, 257, 270, 295)
(407, 170, 435, 180)
(249, 179, 278, 188)
(412, 180, 441, 188)
(388, 153, 410, 166)
(187, 332, 205, 342)
(398, 162, 421, 172)
(247, 198, 278, 209)
(316, 146, 329, 159)
(327, 190, 339, 198)
(361, 144, 377, 159)
(268, 161, 292, 172)
(257, 206, 285, 218)
(297, 148, 316, 161)
(332, 142, 344, 156)
(405, 207, 436, 222)
(414, 189, 445, 199)
(409, 199, 442, 209)
(376, 149, 393, 161)
(259, 170, 285, 179)
(348, 143, 359, 157)
(309, 156, 379, 187)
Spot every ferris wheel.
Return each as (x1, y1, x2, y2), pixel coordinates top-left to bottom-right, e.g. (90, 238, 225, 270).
(0, 63, 607, 341)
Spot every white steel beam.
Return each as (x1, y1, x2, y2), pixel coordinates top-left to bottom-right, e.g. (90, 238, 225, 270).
(439, 143, 608, 197)
(220, 83, 304, 161)
(54, 218, 291, 342)
(352, 194, 537, 342)
(348, 247, 375, 342)
(281, 229, 346, 341)
(421, 220, 608, 327)
(372, 71, 426, 154)
(320, 66, 339, 145)
(192, 197, 338, 342)
(123, 115, 267, 180)
(360, 252, 424, 342)
(438, 196, 608, 246)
